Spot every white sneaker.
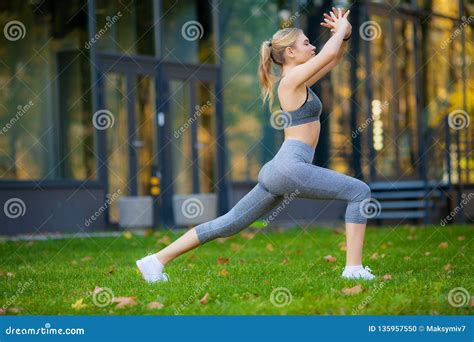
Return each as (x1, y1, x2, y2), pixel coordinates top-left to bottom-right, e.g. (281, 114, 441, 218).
(136, 255, 169, 283)
(341, 265, 376, 280)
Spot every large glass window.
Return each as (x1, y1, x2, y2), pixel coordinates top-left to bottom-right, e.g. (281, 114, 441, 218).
(221, 0, 287, 181)
(162, 0, 215, 64)
(0, 0, 93, 180)
(95, 0, 155, 55)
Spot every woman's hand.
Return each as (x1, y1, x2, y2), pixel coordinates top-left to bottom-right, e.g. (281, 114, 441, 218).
(320, 7, 352, 39)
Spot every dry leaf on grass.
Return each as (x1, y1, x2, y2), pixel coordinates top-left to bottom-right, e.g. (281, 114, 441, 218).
(424, 251, 431, 256)
(443, 263, 452, 272)
(217, 256, 229, 265)
(341, 284, 363, 295)
(81, 256, 92, 262)
(157, 235, 171, 245)
(147, 301, 164, 309)
(457, 236, 465, 241)
(339, 242, 346, 251)
(403, 256, 411, 261)
(122, 231, 133, 240)
(266, 243, 274, 252)
(281, 258, 289, 265)
(112, 296, 137, 309)
(230, 243, 242, 251)
(199, 292, 209, 304)
(382, 274, 392, 281)
(323, 255, 337, 263)
(438, 242, 448, 249)
(370, 252, 379, 260)
(71, 298, 87, 310)
(241, 232, 256, 240)
(219, 269, 229, 277)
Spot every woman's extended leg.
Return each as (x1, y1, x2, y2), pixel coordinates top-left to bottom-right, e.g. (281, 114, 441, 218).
(136, 182, 284, 282)
(156, 182, 284, 264)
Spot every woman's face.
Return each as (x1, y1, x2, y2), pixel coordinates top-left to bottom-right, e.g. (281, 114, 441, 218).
(285, 33, 316, 64)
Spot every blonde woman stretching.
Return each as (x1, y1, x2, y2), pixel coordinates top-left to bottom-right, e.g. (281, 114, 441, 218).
(137, 7, 376, 283)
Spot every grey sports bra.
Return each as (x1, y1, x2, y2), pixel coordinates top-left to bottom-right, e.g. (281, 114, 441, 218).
(279, 84, 323, 127)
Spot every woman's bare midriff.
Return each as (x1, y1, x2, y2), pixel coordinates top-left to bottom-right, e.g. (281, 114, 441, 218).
(284, 120, 321, 150)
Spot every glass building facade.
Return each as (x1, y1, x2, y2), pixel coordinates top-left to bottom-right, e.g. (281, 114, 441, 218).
(0, 0, 472, 234)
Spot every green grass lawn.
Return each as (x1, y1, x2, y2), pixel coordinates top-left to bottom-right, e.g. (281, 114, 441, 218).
(1, 224, 472, 315)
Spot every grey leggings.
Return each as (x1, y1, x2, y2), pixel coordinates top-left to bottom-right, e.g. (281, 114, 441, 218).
(195, 139, 371, 244)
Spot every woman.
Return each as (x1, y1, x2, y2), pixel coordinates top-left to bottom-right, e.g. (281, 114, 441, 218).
(136, 7, 376, 283)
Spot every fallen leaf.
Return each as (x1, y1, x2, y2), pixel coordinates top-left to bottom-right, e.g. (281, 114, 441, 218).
(295, 249, 302, 255)
(323, 255, 337, 263)
(157, 235, 171, 245)
(438, 242, 448, 249)
(266, 243, 274, 252)
(219, 268, 229, 277)
(382, 274, 392, 281)
(339, 242, 347, 251)
(370, 252, 379, 260)
(443, 263, 451, 271)
(70, 260, 78, 265)
(186, 254, 197, 261)
(457, 236, 465, 241)
(123, 231, 133, 240)
(112, 296, 137, 309)
(241, 232, 256, 240)
(106, 265, 116, 275)
(281, 258, 289, 265)
(342, 284, 363, 295)
(333, 228, 345, 235)
(147, 301, 164, 309)
(144, 229, 154, 237)
(230, 243, 242, 251)
(7, 307, 21, 313)
(216, 238, 227, 244)
(403, 256, 411, 261)
(424, 251, 431, 256)
(71, 298, 87, 310)
(81, 256, 92, 262)
(6, 272, 14, 278)
(217, 256, 229, 265)
(199, 292, 209, 304)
